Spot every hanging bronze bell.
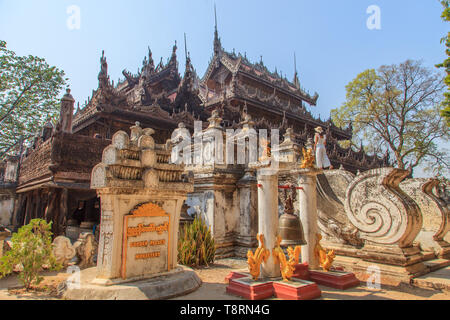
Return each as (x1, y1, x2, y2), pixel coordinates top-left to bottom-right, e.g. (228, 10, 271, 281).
(278, 213, 307, 247)
(278, 192, 307, 247)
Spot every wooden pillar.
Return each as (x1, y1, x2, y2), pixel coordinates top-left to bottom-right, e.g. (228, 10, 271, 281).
(23, 192, 32, 225)
(11, 193, 24, 229)
(84, 198, 96, 222)
(45, 189, 60, 235)
(57, 188, 69, 236)
(40, 190, 48, 219)
(44, 189, 56, 223)
(34, 189, 42, 220)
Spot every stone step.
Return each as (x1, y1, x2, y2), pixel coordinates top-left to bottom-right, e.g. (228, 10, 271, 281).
(411, 265, 450, 292)
(423, 259, 450, 272)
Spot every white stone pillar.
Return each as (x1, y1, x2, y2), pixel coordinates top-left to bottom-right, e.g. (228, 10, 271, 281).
(257, 168, 281, 278)
(297, 169, 321, 270)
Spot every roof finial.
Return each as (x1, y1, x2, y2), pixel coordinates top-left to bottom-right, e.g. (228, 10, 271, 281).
(294, 52, 297, 73)
(293, 52, 300, 89)
(184, 33, 188, 61)
(214, 3, 218, 31)
(213, 3, 222, 56)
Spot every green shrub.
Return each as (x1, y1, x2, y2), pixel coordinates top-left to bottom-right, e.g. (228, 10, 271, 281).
(0, 219, 62, 290)
(178, 216, 215, 267)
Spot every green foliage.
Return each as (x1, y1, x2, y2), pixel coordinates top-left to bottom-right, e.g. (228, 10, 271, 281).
(0, 40, 67, 159)
(0, 219, 62, 290)
(178, 216, 215, 267)
(331, 60, 449, 177)
(437, 1, 450, 126)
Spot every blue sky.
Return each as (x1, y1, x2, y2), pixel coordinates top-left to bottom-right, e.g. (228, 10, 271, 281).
(0, 0, 448, 176)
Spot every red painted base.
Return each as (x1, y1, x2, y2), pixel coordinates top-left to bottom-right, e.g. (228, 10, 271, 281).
(224, 272, 249, 284)
(273, 279, 322, 300)
(292, 263, 311, 280)
(226, 277, 274, 300)
(309, 270, 360, 290)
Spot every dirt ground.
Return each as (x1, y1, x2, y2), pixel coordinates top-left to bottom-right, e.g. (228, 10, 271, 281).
(0, 258, 449, 300)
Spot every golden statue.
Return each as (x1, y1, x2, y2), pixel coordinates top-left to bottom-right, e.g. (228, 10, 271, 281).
(300, 148, 315, 169)
(272, 235, 302, 282)
(314, 234, 335, 272)
(287, 246, 302, 265)
(259, 138, 271, 161)
(247, 234, 270, 281)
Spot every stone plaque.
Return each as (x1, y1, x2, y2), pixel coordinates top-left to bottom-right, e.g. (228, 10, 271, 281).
(121, 203, 171, 279)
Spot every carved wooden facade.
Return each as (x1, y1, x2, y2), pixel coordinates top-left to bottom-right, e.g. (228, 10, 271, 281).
(7, 26, 388, 234)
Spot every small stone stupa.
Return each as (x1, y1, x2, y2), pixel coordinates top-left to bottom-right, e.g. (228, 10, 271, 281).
(64, 123, 200, 300)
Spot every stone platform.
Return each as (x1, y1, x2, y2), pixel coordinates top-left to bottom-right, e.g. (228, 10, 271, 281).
(63, 266, 201, 300)
(309, 270, 360, 290)
(411, 265, 450, 292)
(226, 271, 322, 300)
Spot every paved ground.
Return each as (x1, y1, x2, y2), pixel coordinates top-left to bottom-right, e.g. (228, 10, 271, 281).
(172, 258, 450, 300)
(0, 258, 449, 300)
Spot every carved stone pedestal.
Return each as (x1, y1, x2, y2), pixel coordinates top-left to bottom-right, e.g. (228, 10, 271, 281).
(63, 265, 201, 300)
(225, 274, 322, 300)
(224, 271, 249, 284)
(63, 124, 201, 299)
(273, 279, 321, 300)
(226, 277, 275, 300)
(309, 270, 360, 290)
(332, 255, 429, 287)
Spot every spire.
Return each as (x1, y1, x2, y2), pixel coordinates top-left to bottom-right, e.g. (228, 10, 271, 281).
(169, 40, 178, 66)
(141, 46, 155, 76)
(98, 50, 109, 89)
(213, 3, 222, 56)
(293, 52, 300, 89)
(184, 33, 188, 61)
(148, 46, 154, 69)
(172, 40, 177, 58)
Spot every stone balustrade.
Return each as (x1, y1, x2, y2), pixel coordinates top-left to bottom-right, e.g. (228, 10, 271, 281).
(316, 167, 450, 284)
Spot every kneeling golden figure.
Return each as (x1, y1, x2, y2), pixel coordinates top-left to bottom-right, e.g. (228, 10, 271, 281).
(273, 235, 302, 282)
(314, 234, 336, 272)
(247, 234, 270, 281)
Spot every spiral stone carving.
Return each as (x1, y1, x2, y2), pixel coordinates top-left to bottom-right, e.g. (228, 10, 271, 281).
(400, 178, 450, 258)
(316, 170, 363, 247)
(344, 168, 422, 248)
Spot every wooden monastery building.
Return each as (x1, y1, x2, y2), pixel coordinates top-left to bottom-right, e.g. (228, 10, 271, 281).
(0, 23, 389, 240)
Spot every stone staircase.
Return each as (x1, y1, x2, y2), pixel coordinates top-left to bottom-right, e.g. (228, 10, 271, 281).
(411, 260, 450, 292)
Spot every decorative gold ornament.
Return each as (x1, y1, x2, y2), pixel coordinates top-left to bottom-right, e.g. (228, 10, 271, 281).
(272, 235, 301, 282)
(287, 246, 302, 265)
(300, 148, 315, 169)
(258, 138, 271, 161)
(314, 234, 335, 272)
(247, 234, 270, 281)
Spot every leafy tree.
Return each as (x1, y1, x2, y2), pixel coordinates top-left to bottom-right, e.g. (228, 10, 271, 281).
(331, 60, 449, 177)
(437, 0, 450, 126)
(0, 219, 61, 290)
(0, 40, 67, 159)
